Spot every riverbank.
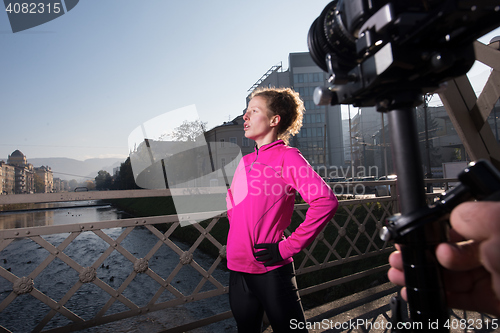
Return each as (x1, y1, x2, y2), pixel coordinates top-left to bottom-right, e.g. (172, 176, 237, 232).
(0, 200, 110, 213)
(0, 202, 111, 214)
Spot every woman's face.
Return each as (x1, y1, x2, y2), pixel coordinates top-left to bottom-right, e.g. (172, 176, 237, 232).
(243, 96, 278, 145)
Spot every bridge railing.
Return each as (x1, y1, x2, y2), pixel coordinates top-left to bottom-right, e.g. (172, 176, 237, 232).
(0, 180, 455, 332)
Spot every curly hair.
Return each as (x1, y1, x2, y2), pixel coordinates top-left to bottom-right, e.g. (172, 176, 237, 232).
(250, 87, 305, 145)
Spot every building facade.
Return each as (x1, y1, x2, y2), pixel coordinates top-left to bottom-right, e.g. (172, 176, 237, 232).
(0, 150, 54, 194)
(369, 99, 500, 178)
(6, 150, 35, 194)
(1, 163, 15, 194)
(35, 166, 54, 193)
(204, 115, 254, 186)
(349, 107, 388, 178)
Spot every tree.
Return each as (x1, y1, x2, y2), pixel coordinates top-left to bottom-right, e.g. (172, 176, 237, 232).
(85, 180, 96, 191)
(95, 170, 113, 190)
(68, 179, 78, 191)
(114, 157, 140, 190)
(163, 120, 207, 142)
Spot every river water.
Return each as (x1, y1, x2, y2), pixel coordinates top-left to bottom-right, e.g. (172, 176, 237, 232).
(0, 201, 128, 230)
(0, 201, 234, 332)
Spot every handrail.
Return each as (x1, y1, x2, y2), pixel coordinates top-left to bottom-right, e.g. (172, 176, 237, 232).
(0, 187, 229, 206)
(0, 181, 456, 332)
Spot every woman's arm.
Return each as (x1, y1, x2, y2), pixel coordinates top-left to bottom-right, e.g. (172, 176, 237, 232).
(278, 149, 338, 260)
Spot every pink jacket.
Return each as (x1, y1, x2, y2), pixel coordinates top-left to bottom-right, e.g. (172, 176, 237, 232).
(226, 140, 338, 274)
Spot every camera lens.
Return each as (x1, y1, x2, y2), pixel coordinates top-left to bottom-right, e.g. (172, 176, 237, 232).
(307, 0, 357, 73)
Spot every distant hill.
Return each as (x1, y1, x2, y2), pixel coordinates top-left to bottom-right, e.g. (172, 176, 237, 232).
(27, 157, 124, 180)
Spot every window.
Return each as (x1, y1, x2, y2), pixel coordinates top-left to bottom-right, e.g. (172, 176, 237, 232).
(221, 158, 226, 167)
(229, 137, 237, 145)
(242, 137, 249, 147)
(309, 87, 315, 96)
(305, 100, 315, 111)
(305, 113, 324, 124)
(220, 139, 225, 148)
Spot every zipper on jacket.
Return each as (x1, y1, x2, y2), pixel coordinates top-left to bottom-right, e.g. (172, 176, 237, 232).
(248, 145, 259, 173)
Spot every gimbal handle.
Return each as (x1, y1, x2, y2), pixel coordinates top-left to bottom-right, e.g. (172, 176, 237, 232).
(385, 105, 449, 331)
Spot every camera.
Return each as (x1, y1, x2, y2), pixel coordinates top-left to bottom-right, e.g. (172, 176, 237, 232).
(308, 0, 500, 110)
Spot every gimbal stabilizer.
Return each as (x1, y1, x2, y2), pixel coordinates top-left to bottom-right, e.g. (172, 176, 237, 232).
(308, 0, 500, 331)
(381, 155, 500, 331)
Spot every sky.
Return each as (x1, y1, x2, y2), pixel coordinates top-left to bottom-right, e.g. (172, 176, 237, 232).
(1, 1, 499, 162)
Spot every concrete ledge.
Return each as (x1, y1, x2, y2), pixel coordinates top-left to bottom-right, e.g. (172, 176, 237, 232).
(263, 282, 498, 332)
(263, 282, 399, 333)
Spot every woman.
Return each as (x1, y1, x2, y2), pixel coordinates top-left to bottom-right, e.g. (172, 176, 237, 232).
(226, 87, 338, 332)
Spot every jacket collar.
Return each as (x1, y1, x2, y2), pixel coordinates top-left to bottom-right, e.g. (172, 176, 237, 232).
(254, 140, 284, 153)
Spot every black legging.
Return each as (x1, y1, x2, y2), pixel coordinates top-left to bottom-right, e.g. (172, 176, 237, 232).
(229, 263, 308, 333)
